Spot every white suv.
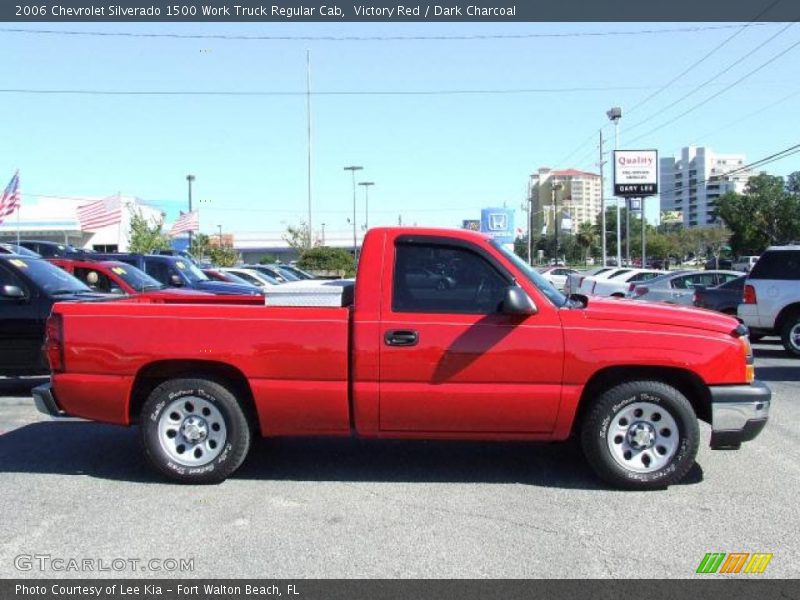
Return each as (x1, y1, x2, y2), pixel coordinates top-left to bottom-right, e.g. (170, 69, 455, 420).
(738, 245, 800, 357)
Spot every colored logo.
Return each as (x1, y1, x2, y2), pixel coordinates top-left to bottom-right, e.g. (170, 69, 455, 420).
(696, 552, 773, 574)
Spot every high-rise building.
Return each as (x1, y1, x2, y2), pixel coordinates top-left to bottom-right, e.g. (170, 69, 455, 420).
(659, 146, 755, 228)
(528, 168, 602, 236)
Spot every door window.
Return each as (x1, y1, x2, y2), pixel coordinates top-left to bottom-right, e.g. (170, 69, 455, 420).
(392, 242, 509, 314)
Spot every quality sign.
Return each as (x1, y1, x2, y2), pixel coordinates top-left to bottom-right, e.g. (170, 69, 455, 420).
(614, 150, 658, 197)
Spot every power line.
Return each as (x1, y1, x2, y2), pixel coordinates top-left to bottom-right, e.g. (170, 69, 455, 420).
(0, 83, 736, 97)
(0, 23, 776, 42)
(626, 0, 787, 115)
(625, 36, 800, 146)
(623, 21, 796, 138)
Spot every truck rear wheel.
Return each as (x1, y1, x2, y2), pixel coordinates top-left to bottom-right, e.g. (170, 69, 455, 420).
(140, 378, 252, 484)
(580, 380, 699, 490)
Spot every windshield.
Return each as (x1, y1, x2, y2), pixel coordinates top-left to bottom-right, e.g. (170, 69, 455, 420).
(491, 241, 568, 308)
(103, 262, 163, 292)
(172, 259, 209, 283)
(7, 257, 92, 295)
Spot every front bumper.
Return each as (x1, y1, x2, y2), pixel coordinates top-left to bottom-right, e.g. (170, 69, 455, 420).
(32, 383, 68, 418)
(709, 381, 770, 449)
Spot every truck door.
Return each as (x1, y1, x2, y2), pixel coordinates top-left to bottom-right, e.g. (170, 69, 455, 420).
(378, 236, 564, 434)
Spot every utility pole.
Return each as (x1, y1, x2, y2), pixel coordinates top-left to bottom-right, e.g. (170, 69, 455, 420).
(343, 165, 363, 260)
(598, 129, 607, 266)
(606, 106, 623, 267)
(306, 49, 313, 244)
(626, 198, 631, 265)
(217, 224, 223, 247)
(358, 181, 375, 231)
(551, 181, 562, 263)
(186, 174, 195, 249)
(321, 222, 326, 245)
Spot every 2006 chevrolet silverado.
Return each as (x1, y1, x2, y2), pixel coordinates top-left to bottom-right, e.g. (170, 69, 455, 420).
(34, 227, 770, 490)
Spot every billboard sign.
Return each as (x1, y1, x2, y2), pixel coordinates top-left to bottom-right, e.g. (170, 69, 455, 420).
(480, 208, 515, 243)
(614, 150, 658, 197)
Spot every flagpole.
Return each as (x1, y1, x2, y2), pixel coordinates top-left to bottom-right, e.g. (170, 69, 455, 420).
(16, 205, 20, 245)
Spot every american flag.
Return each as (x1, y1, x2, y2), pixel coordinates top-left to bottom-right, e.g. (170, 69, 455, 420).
(77, 196, 122, 231)
(0, 170, 21, 225)
(169, 210, 199, 237)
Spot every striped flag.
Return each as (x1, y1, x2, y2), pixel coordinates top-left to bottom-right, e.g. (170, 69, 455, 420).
(77, 196, 122, 231)
(169, 210, 199, 237)
(0, 170, 21, 225)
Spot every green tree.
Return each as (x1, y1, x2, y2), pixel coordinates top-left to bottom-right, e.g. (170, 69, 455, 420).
(258, 254, 278, 265)
(575, 221, 596, 264)
(189, 233, 211, 260)
(128, 209, 170, 254)
(716, 173, 800, 254)
(298, 246, 356, 277)
(283, 222, 313, 251)
(209, 244, 238, 267)
(786, 171, 800, 195)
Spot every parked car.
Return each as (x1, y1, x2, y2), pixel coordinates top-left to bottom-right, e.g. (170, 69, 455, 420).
(565, 266, 616, 295)
(584, 269, 664, 297)
(48, 259, 265, 306)
(91, 253, 262, 296)
(203, 268, 255, 286)
(733, 255, 760, 273)
(537, 266, 578, 291)
(693, 276, 750, 316)
(630, 270, 741, 305)
(276, 264, 316, 280)
(222, 267, 280, 288)
(17, 240, 87, 258)
(246, 264, 298, 283)
(0, 254, 112, 375)
(0, 242, 40, 257)
(738, 245, 800, 356)
(35, 226, 769, 490)
(704, 257, 733, 271)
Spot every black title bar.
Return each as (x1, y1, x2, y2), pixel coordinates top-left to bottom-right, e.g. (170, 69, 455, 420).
(2, 0, 799, 22)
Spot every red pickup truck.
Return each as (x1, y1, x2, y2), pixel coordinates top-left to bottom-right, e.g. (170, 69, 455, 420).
(33, 227, 770, 490)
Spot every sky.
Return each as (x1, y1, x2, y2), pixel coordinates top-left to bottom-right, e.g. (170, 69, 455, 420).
(1, 21, 799, 238)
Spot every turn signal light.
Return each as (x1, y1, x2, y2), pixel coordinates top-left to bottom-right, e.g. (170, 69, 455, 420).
(743, 284, 757, 304)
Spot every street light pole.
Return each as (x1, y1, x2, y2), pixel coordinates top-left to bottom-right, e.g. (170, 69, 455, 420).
(217, 224, 223, 247)
(527, 174, 534, 265)
(598, 129, 607, 266)
(606, 107, 623, 267)
(186, 174, 195, 249)
(343, 165, 363, 260)
(358, 181, 375, 231)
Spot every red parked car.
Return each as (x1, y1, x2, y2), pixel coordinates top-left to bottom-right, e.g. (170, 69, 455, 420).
(49, 259, 263, 305)
(35, 227, 768, 490)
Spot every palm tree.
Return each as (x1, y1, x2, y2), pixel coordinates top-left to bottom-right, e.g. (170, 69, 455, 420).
(576, 221, 596, 265)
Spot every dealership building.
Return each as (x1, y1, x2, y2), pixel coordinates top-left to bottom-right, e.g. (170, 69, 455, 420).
(0, 194, 167, 252)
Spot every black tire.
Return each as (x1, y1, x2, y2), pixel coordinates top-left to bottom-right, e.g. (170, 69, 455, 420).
(581, 380, 699, 490)
(780, 313, 800, 358)
(140, 378, 252, 484)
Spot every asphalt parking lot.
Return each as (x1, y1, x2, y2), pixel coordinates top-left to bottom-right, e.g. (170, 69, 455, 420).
(0, 341, 797, 579)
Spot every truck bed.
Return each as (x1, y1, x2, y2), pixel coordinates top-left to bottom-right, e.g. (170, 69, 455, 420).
(51, 301, 352, 435)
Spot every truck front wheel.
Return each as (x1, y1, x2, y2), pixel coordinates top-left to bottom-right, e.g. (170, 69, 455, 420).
(581, 381, 699, 490)
(140, 378, 252, 484)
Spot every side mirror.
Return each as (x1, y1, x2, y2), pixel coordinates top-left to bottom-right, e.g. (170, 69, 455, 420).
(0, 284, 26, 299)
(502, 286, 537, 316)
(169, 274, 184, 287)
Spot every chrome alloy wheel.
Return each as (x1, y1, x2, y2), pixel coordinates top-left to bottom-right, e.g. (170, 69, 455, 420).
(157, 396, 227, 467)
(606, 401, 679, 473)
(789, 322, 800, 352)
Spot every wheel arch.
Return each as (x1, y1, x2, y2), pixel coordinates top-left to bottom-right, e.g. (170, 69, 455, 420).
(775, 302, 800, 333)
(129, 360, 260, 434)
(572, 365, 711, 436)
